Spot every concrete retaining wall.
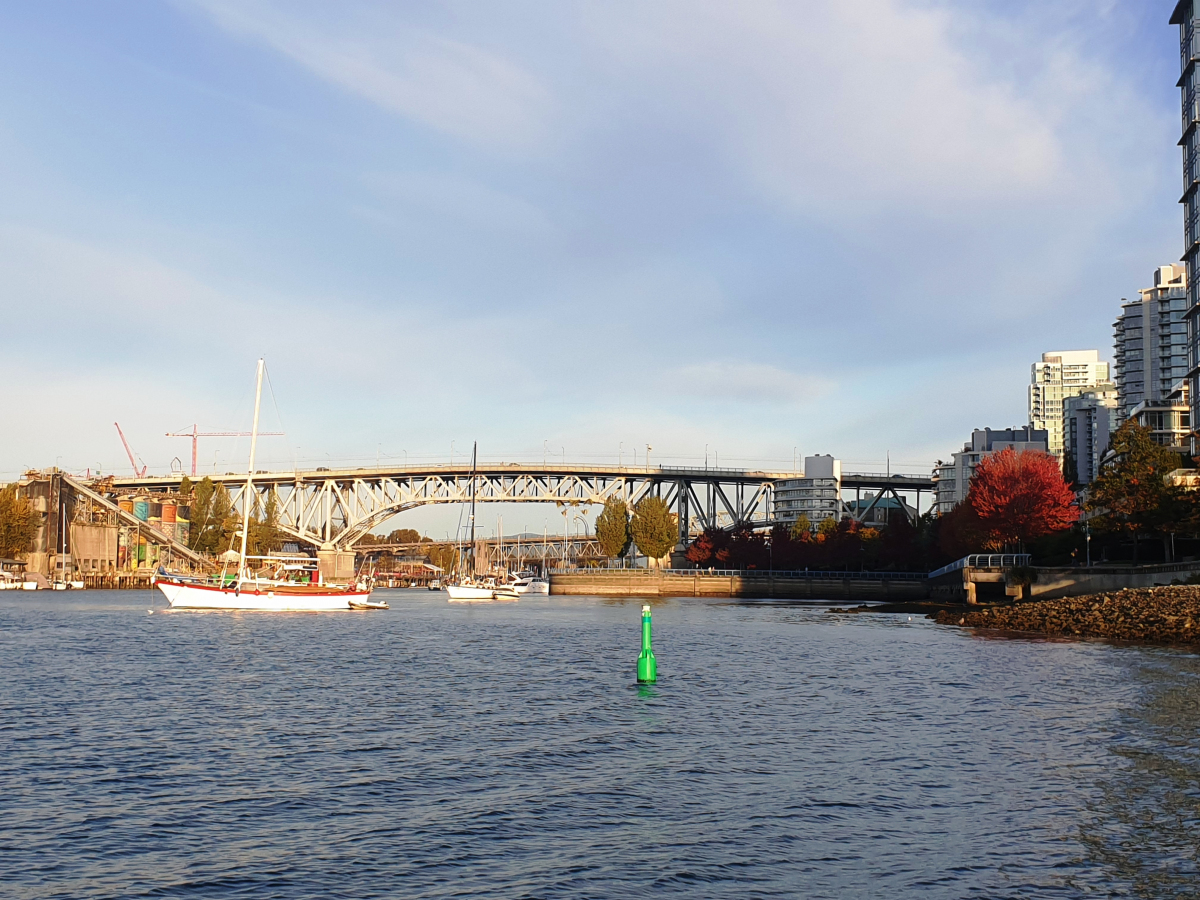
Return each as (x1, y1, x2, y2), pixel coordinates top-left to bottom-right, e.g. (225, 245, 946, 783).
(550, 570, 929, 600)
(1029, 565, 1200, 600)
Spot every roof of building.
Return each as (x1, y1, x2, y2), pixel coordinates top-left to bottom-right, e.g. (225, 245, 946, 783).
(1172, 2, 1189, 26)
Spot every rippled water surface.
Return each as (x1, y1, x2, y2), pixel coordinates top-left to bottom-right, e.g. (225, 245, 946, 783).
(3, 590, 1200, 898)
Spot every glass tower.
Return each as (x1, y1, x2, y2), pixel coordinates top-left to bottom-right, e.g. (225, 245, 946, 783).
(1172, 1, 1200, 452)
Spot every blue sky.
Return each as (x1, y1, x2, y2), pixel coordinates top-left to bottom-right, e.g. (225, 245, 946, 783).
(0, 1, 1187, 534)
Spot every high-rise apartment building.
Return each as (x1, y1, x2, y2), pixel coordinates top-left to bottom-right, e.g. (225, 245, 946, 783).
(1112, 264, 1188, 420)
(1028, 350, 1110, 459)
(1172, 2, 1200, 452)
(1063, 385, 1119, 486)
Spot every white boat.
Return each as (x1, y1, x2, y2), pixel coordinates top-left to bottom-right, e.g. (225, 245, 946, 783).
(442, 443, 518, 602)
(156, 572, 375, 611)
(154, 359, 377, 612)
(445, 577, 519, 602)
(70, 580, 85, 590)
(508, 572, 549, 595)
(349, 597, 389, 610)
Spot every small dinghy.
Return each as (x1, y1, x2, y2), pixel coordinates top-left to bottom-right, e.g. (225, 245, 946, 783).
(349, 598, 389, 610)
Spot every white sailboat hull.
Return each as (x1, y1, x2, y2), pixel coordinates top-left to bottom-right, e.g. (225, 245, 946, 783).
(513, 580, 550, 595)
(444, 581, 519, 601)
(156, 579, 370, 611)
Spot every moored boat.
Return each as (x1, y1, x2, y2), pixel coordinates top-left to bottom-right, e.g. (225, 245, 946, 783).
(445, 577, 518, 601)
(507, 571, 549, 595)
(154, 359, 377, 612)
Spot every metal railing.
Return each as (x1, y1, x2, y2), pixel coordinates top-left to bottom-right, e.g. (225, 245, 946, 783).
(928, 554, 1031, 579)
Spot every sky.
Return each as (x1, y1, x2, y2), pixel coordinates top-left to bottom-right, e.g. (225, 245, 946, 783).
(0, 0, 1188, 535)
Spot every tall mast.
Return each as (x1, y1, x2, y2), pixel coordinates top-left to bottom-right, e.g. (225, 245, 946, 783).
(239, 358, 265, 581)
(468, 442, 477, 570)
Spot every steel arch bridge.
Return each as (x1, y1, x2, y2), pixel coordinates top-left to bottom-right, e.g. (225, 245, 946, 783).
(107, 463, 786, 551)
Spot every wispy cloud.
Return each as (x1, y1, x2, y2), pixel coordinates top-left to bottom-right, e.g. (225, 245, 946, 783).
(187, 0, 553, 151)
(0, 0, 1181, 491)
(673, 361, 833, 405)
(580, 0, 1147, 219)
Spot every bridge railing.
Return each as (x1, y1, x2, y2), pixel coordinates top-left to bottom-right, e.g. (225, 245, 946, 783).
(928, 554, 1031, 579)
(550, 567, 928, 581)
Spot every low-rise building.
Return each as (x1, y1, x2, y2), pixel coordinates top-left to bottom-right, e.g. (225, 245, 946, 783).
(1063, 384, 1119, 486)
(773, 455, 842, 527)
(1129, 390, 1191, 449)
(933, 426, 1049, 514)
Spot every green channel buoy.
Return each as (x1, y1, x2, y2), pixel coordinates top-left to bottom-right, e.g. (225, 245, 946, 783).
(637, 603, 657, 683)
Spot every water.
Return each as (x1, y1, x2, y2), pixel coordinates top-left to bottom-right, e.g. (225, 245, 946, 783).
(2, 590, 1199, 899)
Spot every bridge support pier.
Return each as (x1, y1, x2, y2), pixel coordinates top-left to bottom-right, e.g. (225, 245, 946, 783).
(317, 549, 356, 584)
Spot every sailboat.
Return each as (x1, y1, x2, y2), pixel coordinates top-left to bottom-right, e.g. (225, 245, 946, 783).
(153, 359, 380, 611)
(445, 442, 517, 602)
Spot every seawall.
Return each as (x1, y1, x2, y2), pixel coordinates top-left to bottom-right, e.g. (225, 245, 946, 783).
(549, 569, 929, 600)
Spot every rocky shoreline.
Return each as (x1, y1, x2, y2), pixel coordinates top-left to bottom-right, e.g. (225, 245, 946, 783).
(932, 585, 1200, 646)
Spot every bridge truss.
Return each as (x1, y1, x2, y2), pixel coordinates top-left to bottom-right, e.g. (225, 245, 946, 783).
(106, 464, 784, 551)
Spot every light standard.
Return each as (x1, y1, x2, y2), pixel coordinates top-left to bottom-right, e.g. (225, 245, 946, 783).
(705, 443, 709, 470)
(575, 514, 588, 566)
(450, 441, 455, 466)
(544, 440, 548, 466)
(1086, 521, 1091, 567)
(646, 444, 653, 468)
(619, 442, 623, 467)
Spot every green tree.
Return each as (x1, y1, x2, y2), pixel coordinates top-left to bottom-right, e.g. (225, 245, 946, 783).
(631, 496, 677, 562)
(0, 485, 37, 560)
(788, 514, 812, 539)
(188, 478, 234, 554)
(426, 543, 457, 574)
(594, 497, 632, 558)
(1086, 421, 1188, 562)
(817, 516, 838, 537)
(249, 492, 282, 555)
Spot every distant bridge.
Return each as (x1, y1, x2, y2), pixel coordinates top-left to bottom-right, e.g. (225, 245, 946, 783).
(107, 462, 933, 552)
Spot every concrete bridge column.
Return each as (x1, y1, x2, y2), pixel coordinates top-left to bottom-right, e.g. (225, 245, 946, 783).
(318, 549, 356, 584)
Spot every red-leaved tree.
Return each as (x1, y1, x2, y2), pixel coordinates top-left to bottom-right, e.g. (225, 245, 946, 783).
(967, 447, 1079, 549)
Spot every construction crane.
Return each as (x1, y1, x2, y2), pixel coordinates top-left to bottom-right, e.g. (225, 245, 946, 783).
(167, 424, 284, 476)
(114, 423, 147, 477)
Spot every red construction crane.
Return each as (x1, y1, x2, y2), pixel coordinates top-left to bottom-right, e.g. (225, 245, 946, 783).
(114, 423, 147, 477)
(167, 424, 284, 476)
